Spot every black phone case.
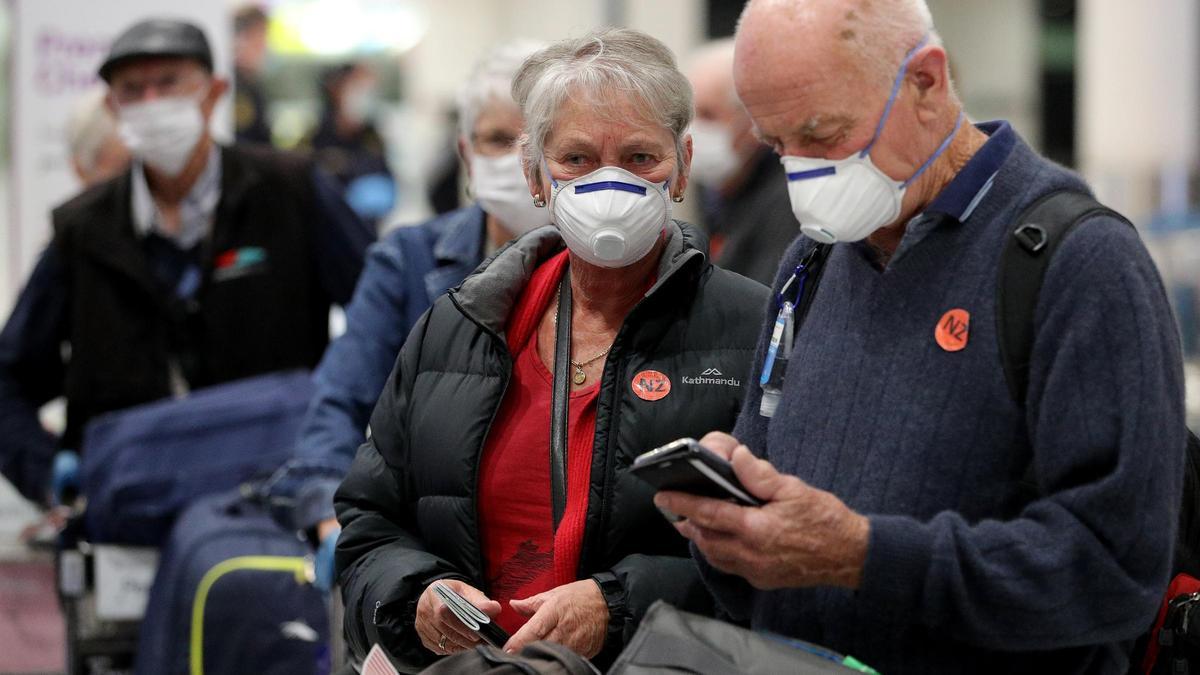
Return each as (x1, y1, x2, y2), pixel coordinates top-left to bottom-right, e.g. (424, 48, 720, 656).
(631, 443, 762, 506)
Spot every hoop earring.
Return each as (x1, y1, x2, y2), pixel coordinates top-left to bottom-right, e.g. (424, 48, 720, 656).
(671, 195, 684, 203)
(533, 196, 547, 208)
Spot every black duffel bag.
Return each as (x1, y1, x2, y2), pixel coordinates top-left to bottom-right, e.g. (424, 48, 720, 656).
(609, 601, 877, 674)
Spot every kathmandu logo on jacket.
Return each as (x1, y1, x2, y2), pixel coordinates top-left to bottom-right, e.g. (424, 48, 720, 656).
(212, 246, 269, 282)
(682, 367, 741, 387)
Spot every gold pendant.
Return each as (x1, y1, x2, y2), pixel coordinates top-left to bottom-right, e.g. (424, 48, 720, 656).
(572, 367, 587, 385)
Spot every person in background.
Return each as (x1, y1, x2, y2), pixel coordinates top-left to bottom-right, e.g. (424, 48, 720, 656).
(0, 19, 371, 503)
(333, 28, 768, 669)
(426, 105, 465, 215)
(687, 38, 797, 286)
(66, 87, 131, 187)
(274, 40, 549, 583)
(302, 62, 395, 228)
(232, 4, 272, 145)
(655, 1, 1187, 673)
(9, 85, 129, 531)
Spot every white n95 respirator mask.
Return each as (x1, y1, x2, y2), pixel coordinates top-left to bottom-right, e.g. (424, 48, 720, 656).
(688, 120, 742, 189)
(781, 34, 962, 244)
(118, 95, 207, 177)
(470, 151, 550, 237)
(548, 165, 671, 268)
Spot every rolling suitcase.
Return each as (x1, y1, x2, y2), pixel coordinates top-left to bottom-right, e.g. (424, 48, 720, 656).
(134, 489, 330, 675)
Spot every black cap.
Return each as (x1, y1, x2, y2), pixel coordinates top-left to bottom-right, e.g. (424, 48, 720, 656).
(98, 19, 214, 82)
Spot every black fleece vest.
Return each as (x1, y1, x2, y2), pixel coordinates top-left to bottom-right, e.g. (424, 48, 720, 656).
(51, 145, 331, 447)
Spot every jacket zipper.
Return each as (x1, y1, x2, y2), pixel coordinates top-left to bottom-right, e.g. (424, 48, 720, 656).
(576, 263, 695, 576)
(449, 248, 703, 580)
(581, 328, 629, 575)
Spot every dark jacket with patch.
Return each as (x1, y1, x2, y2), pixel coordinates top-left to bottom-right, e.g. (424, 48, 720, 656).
(334, 223, 768, 669)
(47, 145, 367, 447)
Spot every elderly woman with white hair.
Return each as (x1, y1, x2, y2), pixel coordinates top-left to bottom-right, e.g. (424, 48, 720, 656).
(280, 39, 552, 564)
(334, 28, 768, 668)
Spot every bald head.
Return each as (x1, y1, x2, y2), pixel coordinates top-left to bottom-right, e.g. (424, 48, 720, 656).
(737, 0, 935, 96)
(734, 0, 972, 239)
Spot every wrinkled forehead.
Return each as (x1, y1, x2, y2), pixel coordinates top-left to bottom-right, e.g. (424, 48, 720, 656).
(106, 56, 210, 88)
(546, 89, 674, 148)
(734, 28, 874, 130)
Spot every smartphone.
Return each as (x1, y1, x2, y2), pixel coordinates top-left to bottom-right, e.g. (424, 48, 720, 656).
(630, 438, 763, 507)
(432, 582, 511, 648)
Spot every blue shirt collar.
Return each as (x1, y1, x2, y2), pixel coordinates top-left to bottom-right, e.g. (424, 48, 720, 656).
(922, 120, 1016, 223)
(433, 203, 487, 265)
(862, 121, 1017, 267)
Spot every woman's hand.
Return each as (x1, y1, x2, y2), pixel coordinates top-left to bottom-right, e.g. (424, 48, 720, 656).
(504, 579, 609, 658)
(415, 579, 501, 656)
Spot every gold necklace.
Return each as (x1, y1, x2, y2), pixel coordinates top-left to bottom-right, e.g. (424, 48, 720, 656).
(569, 348, 611, 385)
(554, 286, 612, 385)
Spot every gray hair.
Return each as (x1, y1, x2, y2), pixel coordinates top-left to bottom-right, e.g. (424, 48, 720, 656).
(512, 27, 694, 184)
(66, 87, 118, 171)
(456, 39, 546, 142)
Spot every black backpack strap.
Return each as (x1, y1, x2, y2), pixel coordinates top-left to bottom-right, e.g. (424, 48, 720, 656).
(996, 190, 1132, 407)
(1177, 430, 1200, 578)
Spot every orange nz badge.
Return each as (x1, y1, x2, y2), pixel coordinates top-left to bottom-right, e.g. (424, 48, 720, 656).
(632, 370, 671, 401)
(935, 308, 970, 352)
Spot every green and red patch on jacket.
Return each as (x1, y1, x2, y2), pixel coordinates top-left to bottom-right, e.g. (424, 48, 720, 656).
(212, 246, 268, 281)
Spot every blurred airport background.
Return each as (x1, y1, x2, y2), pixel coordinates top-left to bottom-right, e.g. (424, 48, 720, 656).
(0, 1, 1196, 671)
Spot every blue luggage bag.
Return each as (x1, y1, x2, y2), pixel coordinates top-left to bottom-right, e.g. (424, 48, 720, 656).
(80, 371, 315, 545)
(134, 489, 331, 675)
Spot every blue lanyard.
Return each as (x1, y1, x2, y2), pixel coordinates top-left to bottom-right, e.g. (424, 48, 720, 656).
(759, 246, 828, 415)
(760, 257, 817, 388)
(777, 263, 810, 310)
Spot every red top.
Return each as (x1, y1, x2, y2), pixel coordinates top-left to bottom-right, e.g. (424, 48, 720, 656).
(477, 251, 601, 634)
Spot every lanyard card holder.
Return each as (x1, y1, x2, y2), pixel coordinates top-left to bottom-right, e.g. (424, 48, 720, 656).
(760, 243, 832, 418)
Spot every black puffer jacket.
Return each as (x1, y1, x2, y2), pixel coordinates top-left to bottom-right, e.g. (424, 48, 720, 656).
(334, 223, 769, 669)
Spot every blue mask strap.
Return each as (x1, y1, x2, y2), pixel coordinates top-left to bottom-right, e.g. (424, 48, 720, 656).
(900, 110, 964, 189)
(860, 34, 931, 159)
(543, 159, 558, 188)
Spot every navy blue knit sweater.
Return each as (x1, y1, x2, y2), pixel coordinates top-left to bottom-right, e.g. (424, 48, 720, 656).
(696, 123, 1187, 674)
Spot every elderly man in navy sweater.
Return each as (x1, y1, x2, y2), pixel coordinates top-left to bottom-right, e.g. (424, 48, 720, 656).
(654, 1, 1187, 673)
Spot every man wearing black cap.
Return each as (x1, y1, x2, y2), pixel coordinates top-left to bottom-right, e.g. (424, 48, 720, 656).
(0, 19, 373, 502)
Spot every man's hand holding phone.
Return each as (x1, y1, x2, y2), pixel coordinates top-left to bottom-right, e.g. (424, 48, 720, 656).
(630, 435, 763, 508)
(652, 431, 872, 591)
